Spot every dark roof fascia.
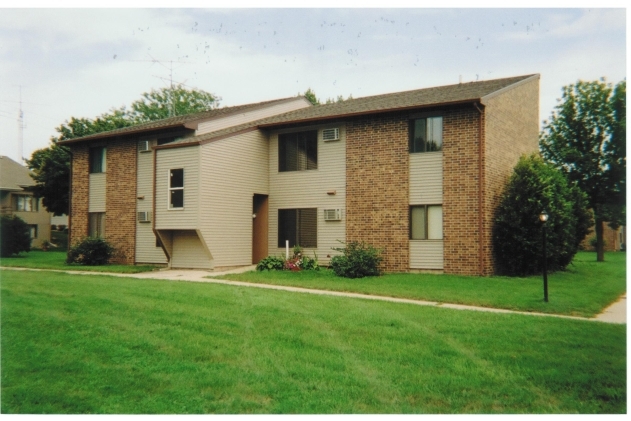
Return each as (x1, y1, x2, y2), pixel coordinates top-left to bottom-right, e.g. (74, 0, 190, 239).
(153, 126, 262, 151)
(257, 98, 481, 130)
(59, 123, 187, 145)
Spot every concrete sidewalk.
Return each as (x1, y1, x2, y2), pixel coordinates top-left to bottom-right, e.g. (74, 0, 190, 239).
(2, 266, 626, 324)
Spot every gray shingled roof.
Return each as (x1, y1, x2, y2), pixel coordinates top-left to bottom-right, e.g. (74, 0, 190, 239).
(58, 96, 303, 144)
(0, 155, 35, 191)
(155, 73, 539, 150)
(257, 74, 538, 127)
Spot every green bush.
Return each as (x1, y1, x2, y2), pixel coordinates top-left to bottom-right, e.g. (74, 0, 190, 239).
(493, 154, 593, 276)
(256, 255, 285, 271)
(67, 237, 114, 266)
(330, 241, 383, 278)
(0, 215, 31, 257)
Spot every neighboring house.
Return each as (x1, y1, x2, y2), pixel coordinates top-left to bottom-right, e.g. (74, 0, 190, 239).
(582, 224, 626, 252)
(0, 155, 51, 248)
(60, 74, 540, 275)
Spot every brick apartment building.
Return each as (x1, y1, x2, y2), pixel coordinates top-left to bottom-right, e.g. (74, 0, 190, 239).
(61, 74, 540, 275)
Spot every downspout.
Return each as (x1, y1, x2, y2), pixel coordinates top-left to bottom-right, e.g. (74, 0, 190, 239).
(67, 148, 73, 251)
(473, 102, 485, 276)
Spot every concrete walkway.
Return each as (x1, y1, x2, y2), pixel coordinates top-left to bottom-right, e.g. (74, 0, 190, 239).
(2, 266, 626, 324)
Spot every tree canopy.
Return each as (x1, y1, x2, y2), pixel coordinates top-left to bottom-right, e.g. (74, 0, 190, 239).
(27, 85, 220, 215)
(539, 78, 626, 261)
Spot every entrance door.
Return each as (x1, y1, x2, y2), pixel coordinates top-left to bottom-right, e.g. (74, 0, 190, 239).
(252, 194, 269, 264)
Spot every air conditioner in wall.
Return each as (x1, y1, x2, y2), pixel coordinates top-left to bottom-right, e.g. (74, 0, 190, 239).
(323, 208, 342, 221)
(137, 211, 152, 223)
(322, 128, 340, 142)
(138, 140, 151, 152)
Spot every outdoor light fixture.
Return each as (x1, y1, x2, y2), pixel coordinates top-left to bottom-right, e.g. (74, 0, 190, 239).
(540, 210, 549, 302)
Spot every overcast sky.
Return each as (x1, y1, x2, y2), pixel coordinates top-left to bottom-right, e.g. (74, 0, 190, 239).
(0, 5, 626, 163)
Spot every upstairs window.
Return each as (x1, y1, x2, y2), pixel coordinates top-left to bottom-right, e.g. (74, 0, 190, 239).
(14, 195, 38, 212)
(278, 208, 317, 248)
(169, 169, 184, 209)
(279, 130, 318, 172)
(410, 205, 443, 240)
(409, 116, 443, 153)
(89, 146, 106, 173)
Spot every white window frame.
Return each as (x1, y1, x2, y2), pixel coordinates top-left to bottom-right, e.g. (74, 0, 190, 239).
(168, 168, 184, 210)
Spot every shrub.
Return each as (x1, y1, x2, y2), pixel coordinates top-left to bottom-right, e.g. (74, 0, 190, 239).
(0, 215, 31, 257)
(256, 255, 285, 271)
(493, 154, 593, 276)
(67, 237, 114, 265)
(330, 241, 382, 278)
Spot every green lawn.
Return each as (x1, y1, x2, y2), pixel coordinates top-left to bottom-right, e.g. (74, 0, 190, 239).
(0, 250, 159, 273)
(0, 269, 626, 414)
(212, 252, 626, 318)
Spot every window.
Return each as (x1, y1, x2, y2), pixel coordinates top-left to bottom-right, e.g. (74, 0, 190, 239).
(89, 146, 106, 173)
(169, 169, 184, 209)
(410, 205, 443, 240)
(88, 212, 105, 238)
(279, 130, 317, 172)
(14, 195, 38, 212)
(29, 225, 38, 239)
(278, 208, 317, 248)
(409, 116, 443, 153)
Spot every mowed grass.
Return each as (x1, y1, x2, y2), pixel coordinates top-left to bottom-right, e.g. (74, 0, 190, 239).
(1, 269, 626, 414)
(0, 250, 159, 273)
(213, 252, 626, 318)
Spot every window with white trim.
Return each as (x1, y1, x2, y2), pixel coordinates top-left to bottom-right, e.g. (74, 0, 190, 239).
(410, 205, 443, 240)
(169, 169, 184, 209)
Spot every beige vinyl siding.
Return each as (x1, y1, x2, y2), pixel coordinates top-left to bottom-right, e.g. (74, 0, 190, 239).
(409, 152, 442, 204)
(269, 124, 346, 264)
(135, 140, 167, 264)
(88, 173, 106, 212)
(409, 151, 443, 269)
(170, 230, 213, 269)
(155, 145, 200, 229)
(410, 240, 444, 269)
(197, 130, 269, 267)
(196, 99, 311, 136)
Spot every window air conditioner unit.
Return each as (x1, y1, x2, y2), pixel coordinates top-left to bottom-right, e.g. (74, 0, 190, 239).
(138, 140, 151, 152)
(323, 208, 342, 221)
(322, 128, 340, 142)
(137, 211, 152, 223)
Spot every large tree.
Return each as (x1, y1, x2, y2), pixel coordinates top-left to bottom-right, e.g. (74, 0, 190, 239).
(540, 79, 626, 261)
(27, 85, 219, 215)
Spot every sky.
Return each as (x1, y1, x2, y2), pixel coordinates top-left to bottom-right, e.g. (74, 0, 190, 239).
(0, 4, 627, 164)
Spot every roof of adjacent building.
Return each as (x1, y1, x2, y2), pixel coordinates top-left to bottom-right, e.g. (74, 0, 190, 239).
(61, 73, 539, 148)
(0, 155, 36, 191)
(57, 96, 305, 144)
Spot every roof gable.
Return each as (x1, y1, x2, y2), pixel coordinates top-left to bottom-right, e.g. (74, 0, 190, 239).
(0, 156, 35, 191)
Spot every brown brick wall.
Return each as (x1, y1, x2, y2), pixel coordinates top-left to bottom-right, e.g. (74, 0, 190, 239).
(483, 77, 540, 274)
(105, 139, 137, 264)
(442, 106, 484, 275)
(69, 144, 89, 247)
(346, 114, 409, 272)
(69, 139, 137, 264)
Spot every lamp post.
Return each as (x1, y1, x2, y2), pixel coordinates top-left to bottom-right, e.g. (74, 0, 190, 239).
(539, 211, 549, 302)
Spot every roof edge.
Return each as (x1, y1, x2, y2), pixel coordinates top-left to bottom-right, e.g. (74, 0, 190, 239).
(257, 98, 480, 129)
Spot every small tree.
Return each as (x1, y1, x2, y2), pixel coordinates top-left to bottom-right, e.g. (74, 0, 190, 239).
(493, 155, 592, 276)
(0, 215, 31, 257)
